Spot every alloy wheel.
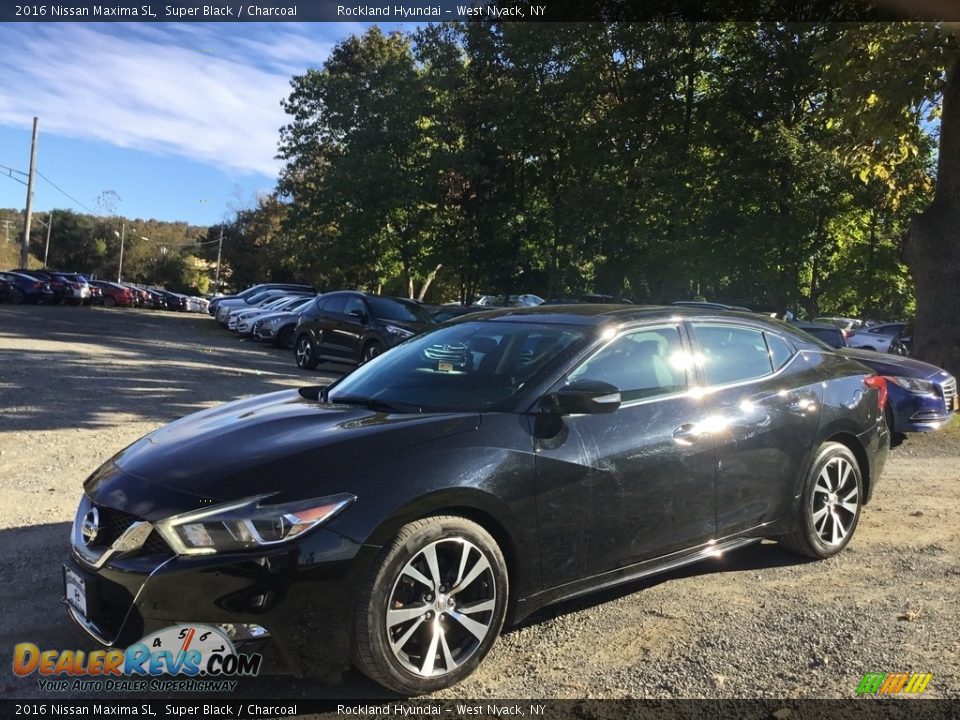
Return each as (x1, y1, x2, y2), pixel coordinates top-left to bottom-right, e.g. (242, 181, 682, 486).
(810, 456, 859, 546)
(385, 538, 497, 678)
(295, 337, 312, 368)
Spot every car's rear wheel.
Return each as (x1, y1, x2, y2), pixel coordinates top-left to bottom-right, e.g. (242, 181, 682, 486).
(353, 516, 509, 695)
(277, 325, 295, 349)
(780, 442, 863, 559)
(294, 334, 320, 370)
(103, 296, 116, 307)
(10, 289, 24, 305)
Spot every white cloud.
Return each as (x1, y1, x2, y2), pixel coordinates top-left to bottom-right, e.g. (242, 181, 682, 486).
(0, 23, 336, 177)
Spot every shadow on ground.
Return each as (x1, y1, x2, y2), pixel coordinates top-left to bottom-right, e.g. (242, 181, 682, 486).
(0, 305, 345, 432)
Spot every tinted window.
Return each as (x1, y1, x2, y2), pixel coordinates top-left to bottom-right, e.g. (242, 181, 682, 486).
(328, 321, 588, 412)
(801, 327, 844, 349)
(694, 325, 773, 385)
(764, 333, 796, 367)
(367, 296, 433, 324)
(343, 296, 367, 318)
(322, 294, 348, 315)
(568, 327, 687, 402)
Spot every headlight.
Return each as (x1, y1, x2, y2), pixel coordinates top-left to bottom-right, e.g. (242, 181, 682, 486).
(886, 376, 936, 394)
(384, 324, 415, 339)
(155, 493, 355, 556)
(266, 317, 283, 325)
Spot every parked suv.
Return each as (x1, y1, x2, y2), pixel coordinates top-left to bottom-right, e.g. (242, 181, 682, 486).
(294, 291, 434, 369)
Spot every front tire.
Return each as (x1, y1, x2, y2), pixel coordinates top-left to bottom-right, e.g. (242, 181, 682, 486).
(103, 296, 116, 307)
(780, 442, 863, 559)
(353, 516, 509, 695)
(277, 325, 295, 349)
(362, 340, 383, 363)
(294, 334, 320, 370)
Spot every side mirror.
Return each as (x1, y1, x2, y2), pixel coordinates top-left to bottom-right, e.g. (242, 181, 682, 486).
(298, 385, 329, 402)
(348, 309, 368, 323)
(551, 380, 621, 415)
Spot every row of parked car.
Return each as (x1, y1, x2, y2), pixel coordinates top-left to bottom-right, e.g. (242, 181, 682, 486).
(207, 286, 955, 439)
(0, 268, 211, 313)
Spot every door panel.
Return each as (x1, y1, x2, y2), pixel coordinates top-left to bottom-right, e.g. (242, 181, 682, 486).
(533, 325, 717, 588)
(689, 323, 822, 535)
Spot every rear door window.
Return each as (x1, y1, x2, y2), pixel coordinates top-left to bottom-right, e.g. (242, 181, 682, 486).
(692, 324, 774, 386)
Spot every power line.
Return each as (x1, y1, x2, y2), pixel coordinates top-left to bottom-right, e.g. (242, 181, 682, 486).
(0, 163, 28, 176)
(35, 169, 101, 216)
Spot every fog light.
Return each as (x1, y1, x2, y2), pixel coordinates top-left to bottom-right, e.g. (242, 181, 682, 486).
(217, 623, 270, 641)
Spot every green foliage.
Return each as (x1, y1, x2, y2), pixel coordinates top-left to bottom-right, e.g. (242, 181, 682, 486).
(273, 23, 937, 314)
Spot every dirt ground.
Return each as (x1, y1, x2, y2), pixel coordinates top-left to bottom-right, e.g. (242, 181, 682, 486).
(1, 304, 958, 700)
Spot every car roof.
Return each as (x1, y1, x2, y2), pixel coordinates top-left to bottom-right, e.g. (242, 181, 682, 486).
(794, 321, 842, 331)
(453, 304, 780, 328)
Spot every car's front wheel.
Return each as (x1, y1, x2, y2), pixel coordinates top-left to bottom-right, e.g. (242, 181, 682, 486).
(277, 325, 295, 349)
(362, 340, 383, 363)
(353, 516, 509, 694)
(780, 442, 863, 559)
(294, 334, 320, 370)
(103, 296, 116, 307)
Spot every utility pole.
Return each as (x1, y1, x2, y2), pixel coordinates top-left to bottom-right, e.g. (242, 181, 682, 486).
(214, 224, 224, 290)
(21, 117, 39, 268)
(43, 211, 54, 267)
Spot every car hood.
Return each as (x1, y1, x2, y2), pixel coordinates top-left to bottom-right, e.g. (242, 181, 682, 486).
(376, 318, 434, 334)
(87, 388, 480, 517)
(254, 310, 299, 323)
(840, 348, 949, 380)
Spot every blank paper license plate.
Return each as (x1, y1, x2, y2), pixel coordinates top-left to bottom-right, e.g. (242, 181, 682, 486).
(64, 566, 88, 616)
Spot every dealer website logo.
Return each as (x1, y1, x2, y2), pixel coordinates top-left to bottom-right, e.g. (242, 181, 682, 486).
(13, 624, 262, 692)
(856, 672, 932, 696)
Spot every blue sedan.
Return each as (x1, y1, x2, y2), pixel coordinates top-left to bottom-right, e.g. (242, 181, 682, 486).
(841, 348, 957, 433)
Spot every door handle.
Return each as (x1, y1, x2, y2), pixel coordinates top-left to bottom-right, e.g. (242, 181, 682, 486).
(672, 423, 702, 445)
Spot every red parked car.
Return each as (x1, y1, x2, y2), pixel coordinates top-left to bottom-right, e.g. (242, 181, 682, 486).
(89, 280, 135, 307)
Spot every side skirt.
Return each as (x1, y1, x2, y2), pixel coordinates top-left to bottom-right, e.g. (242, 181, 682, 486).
(512, 535, 762, 623)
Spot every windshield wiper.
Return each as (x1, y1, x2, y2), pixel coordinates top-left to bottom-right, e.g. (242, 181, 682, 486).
(330, 395, 423, 413)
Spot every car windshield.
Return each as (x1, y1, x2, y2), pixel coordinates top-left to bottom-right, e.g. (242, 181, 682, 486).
(368, 296, 434, 324)
(327, 321, 591, 412)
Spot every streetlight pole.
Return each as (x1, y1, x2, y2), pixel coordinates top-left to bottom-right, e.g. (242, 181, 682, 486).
(114, 223, 126, 282)
(214, 224, 224, 290)
(43, 211, 53, 268)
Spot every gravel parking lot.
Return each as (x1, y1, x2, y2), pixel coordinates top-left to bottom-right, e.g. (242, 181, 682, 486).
(1, 305, 958, 700)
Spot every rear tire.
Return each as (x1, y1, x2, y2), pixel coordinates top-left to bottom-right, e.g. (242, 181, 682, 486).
(779, 442, 863, 559)
(295, 334, 320, 370)
(103, 296, 116, 307)
(353, 515, 508, 695)
(10, 290, 24, 305)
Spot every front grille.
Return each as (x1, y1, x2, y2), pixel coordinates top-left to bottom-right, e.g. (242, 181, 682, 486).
(424, 343, 470, 366)
(941, 376, 956, 410)
(93, 506, 139, 547)
(141, 530, 173, 556)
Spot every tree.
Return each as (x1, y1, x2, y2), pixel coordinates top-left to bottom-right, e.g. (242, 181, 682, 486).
(820, 23, 958, 374)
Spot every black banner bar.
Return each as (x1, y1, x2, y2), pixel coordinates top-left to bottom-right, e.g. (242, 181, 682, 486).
(2, 0, 956, 24)
(2, 699, 960, 720)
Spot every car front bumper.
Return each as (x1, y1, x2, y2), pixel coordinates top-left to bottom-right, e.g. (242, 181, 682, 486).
(65, 527, 374, 676)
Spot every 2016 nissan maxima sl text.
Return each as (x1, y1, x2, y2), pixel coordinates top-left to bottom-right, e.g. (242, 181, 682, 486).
(65, 306, 889, 694)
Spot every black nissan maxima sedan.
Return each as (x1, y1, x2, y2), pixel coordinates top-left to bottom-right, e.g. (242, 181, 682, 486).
(65, 306, 889, 694)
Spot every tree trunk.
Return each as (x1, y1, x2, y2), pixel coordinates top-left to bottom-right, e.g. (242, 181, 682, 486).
(417, 263, 442, 301)
(905, 54, 960, 378)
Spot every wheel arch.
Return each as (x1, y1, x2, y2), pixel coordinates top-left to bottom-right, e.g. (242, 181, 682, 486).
(357, 488, 532, 620)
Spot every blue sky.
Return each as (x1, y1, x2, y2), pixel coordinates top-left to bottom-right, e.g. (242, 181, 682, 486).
(0, 22, 404, 226)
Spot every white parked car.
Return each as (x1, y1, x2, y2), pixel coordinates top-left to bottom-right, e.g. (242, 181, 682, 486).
(844, 322, 907, 352)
